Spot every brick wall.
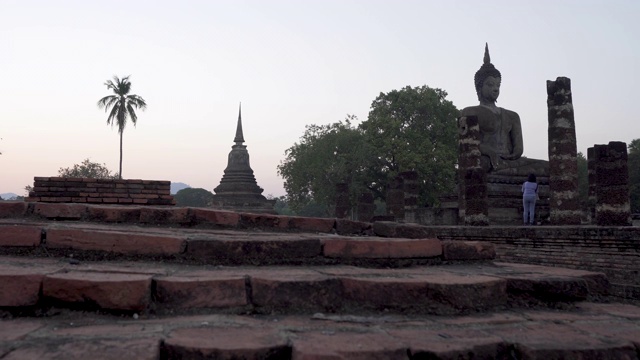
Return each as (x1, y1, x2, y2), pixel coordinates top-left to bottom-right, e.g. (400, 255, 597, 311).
(26, 177, 174, 205)
(428, 226, 640, 300)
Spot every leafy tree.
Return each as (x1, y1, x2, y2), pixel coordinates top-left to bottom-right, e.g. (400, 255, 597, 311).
(58, 158, 119, 179)
(629, 139, 640, 213)
(278, 116, 374, 215)
(359, 85, 459, 205)
(174, 188, 213, 207)
(97, 75, 147, 179)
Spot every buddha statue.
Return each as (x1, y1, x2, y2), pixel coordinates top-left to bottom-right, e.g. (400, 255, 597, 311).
(460, 44, 549, 177)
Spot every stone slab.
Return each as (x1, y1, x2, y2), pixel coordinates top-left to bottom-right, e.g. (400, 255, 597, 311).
(46, 228, 186, 255)
(0, 225, 42, 247)
(0, 202, 28, 218)
(162, 327, 290, 359)
(43, 271, 153, 311)
(322, 237, 442, 259)
(154, 273, 247, 308)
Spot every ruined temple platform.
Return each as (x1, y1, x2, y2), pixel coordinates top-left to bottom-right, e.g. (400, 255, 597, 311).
(1, 201, 639, 359)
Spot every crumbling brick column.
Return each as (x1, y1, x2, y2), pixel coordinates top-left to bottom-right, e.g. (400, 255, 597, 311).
(334, 183, 350, 219)
(547, 77, 581, 225)
(464, 167, 489, 226)
(590, 142, 632, 226)
(587, 147, 597, 223)
(386, 176, 404, 222)
(401, 171, 419, 223)
(458, 115, 488, 225)
(356, 191, 375, 222)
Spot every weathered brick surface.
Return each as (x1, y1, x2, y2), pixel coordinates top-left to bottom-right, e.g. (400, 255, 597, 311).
(442, 240, 496, 260)
(86, 205, 141, 222)
(43, 271, 153, 311)
(185, 236, 322, 264)
(372, 221, 436, 239)
(0, 267, 45, 306)
(292, 331, 406, 359)
(46, 228, 186, 255)
(3, 338, 160, 360)
(162, 327, 290, 359)
(0, 225, 42, 246)
(154, 273, 247, 309)
(191, 208, 240, 227)
(341, 273, 507, 314)
(239, 212, 282, 228)
(251, 270, 343, 313)
(491, 323, 637, 359)
(388, 328, 506, 359)
(138, 207, 190, 224)
(322, 237, 442, 258)
(26, 177, 174, 206)
(0, 320, 44, 341)
(0, 201, 28, 218)
(284, 216, 335, 233)
(335, 218, 372, 235)
(33, 203, 87, 219)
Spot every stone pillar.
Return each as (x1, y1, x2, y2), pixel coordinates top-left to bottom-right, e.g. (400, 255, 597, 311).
(587, 147, 597, 223)
(386, 176, 405, 221)
(458, 115, 488, 225)
(592, 142, 632, 226)
(357, 191, 375, 222)
(547, 77, 581, 225)
(401, 171, 419, 223)
(334, 183, 350, 219)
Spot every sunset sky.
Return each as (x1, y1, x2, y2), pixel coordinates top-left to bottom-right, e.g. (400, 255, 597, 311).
(1, 0, 639, 197)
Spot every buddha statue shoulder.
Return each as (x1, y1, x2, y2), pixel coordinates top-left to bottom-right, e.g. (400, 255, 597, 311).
(460, 44, 548, 177)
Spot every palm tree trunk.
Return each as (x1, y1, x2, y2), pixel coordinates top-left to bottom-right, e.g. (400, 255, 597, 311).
(119, 131, 123, 179)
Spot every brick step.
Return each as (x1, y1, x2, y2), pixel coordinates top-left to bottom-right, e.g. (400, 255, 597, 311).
(0, 256, 608, 317)
(0, 221, 495, 266)
(2, 303, 640, 359)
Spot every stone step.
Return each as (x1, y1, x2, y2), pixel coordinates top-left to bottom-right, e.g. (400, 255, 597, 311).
(0, 221, 495, 266)
(0, 256, 608, 316)
(2, 302, 640, 359)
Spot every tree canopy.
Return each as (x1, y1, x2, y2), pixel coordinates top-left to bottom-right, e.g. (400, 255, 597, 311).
(277, 115, 373, 215)
(97, 75, 147, 179)
(360, 85, 459, 205)
(58, 158, 118, 179)
(174, 188, 214, 207)
(278, 85, 460, 214)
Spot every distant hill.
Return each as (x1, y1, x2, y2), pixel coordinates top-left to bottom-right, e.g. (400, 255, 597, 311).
(0, 192, 19, 200)
(170, 182, 191, 195)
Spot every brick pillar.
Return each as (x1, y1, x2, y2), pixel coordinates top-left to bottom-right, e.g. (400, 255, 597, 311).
(334, 183, 350, 219)
(458, 115, 487, 225)
(464, 167, 489, 226)
(593, 142, 632, 226)
(401, 171, 419, 223)
(547, 77, 581, 225)
(386, 176, 405, 221)
(587, 147, 597, 223)
(357, 191, 375, 222)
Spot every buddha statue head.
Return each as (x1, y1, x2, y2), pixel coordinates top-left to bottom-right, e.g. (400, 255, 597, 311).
(474, 43, 502, 102)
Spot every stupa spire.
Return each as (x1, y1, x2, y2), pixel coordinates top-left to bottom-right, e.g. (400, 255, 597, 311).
(233, 102, 245, 144)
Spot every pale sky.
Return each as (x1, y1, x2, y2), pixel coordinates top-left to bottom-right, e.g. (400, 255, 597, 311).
(1, 0, 639, 197)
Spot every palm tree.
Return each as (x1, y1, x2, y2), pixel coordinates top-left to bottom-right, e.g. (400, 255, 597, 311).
(97, 75, 147, 179)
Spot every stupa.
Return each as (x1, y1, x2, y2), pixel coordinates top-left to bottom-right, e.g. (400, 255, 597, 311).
(211, 104, 276, 213)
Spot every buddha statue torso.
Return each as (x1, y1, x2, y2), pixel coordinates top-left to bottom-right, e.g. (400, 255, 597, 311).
(460, 44, 548, 177)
